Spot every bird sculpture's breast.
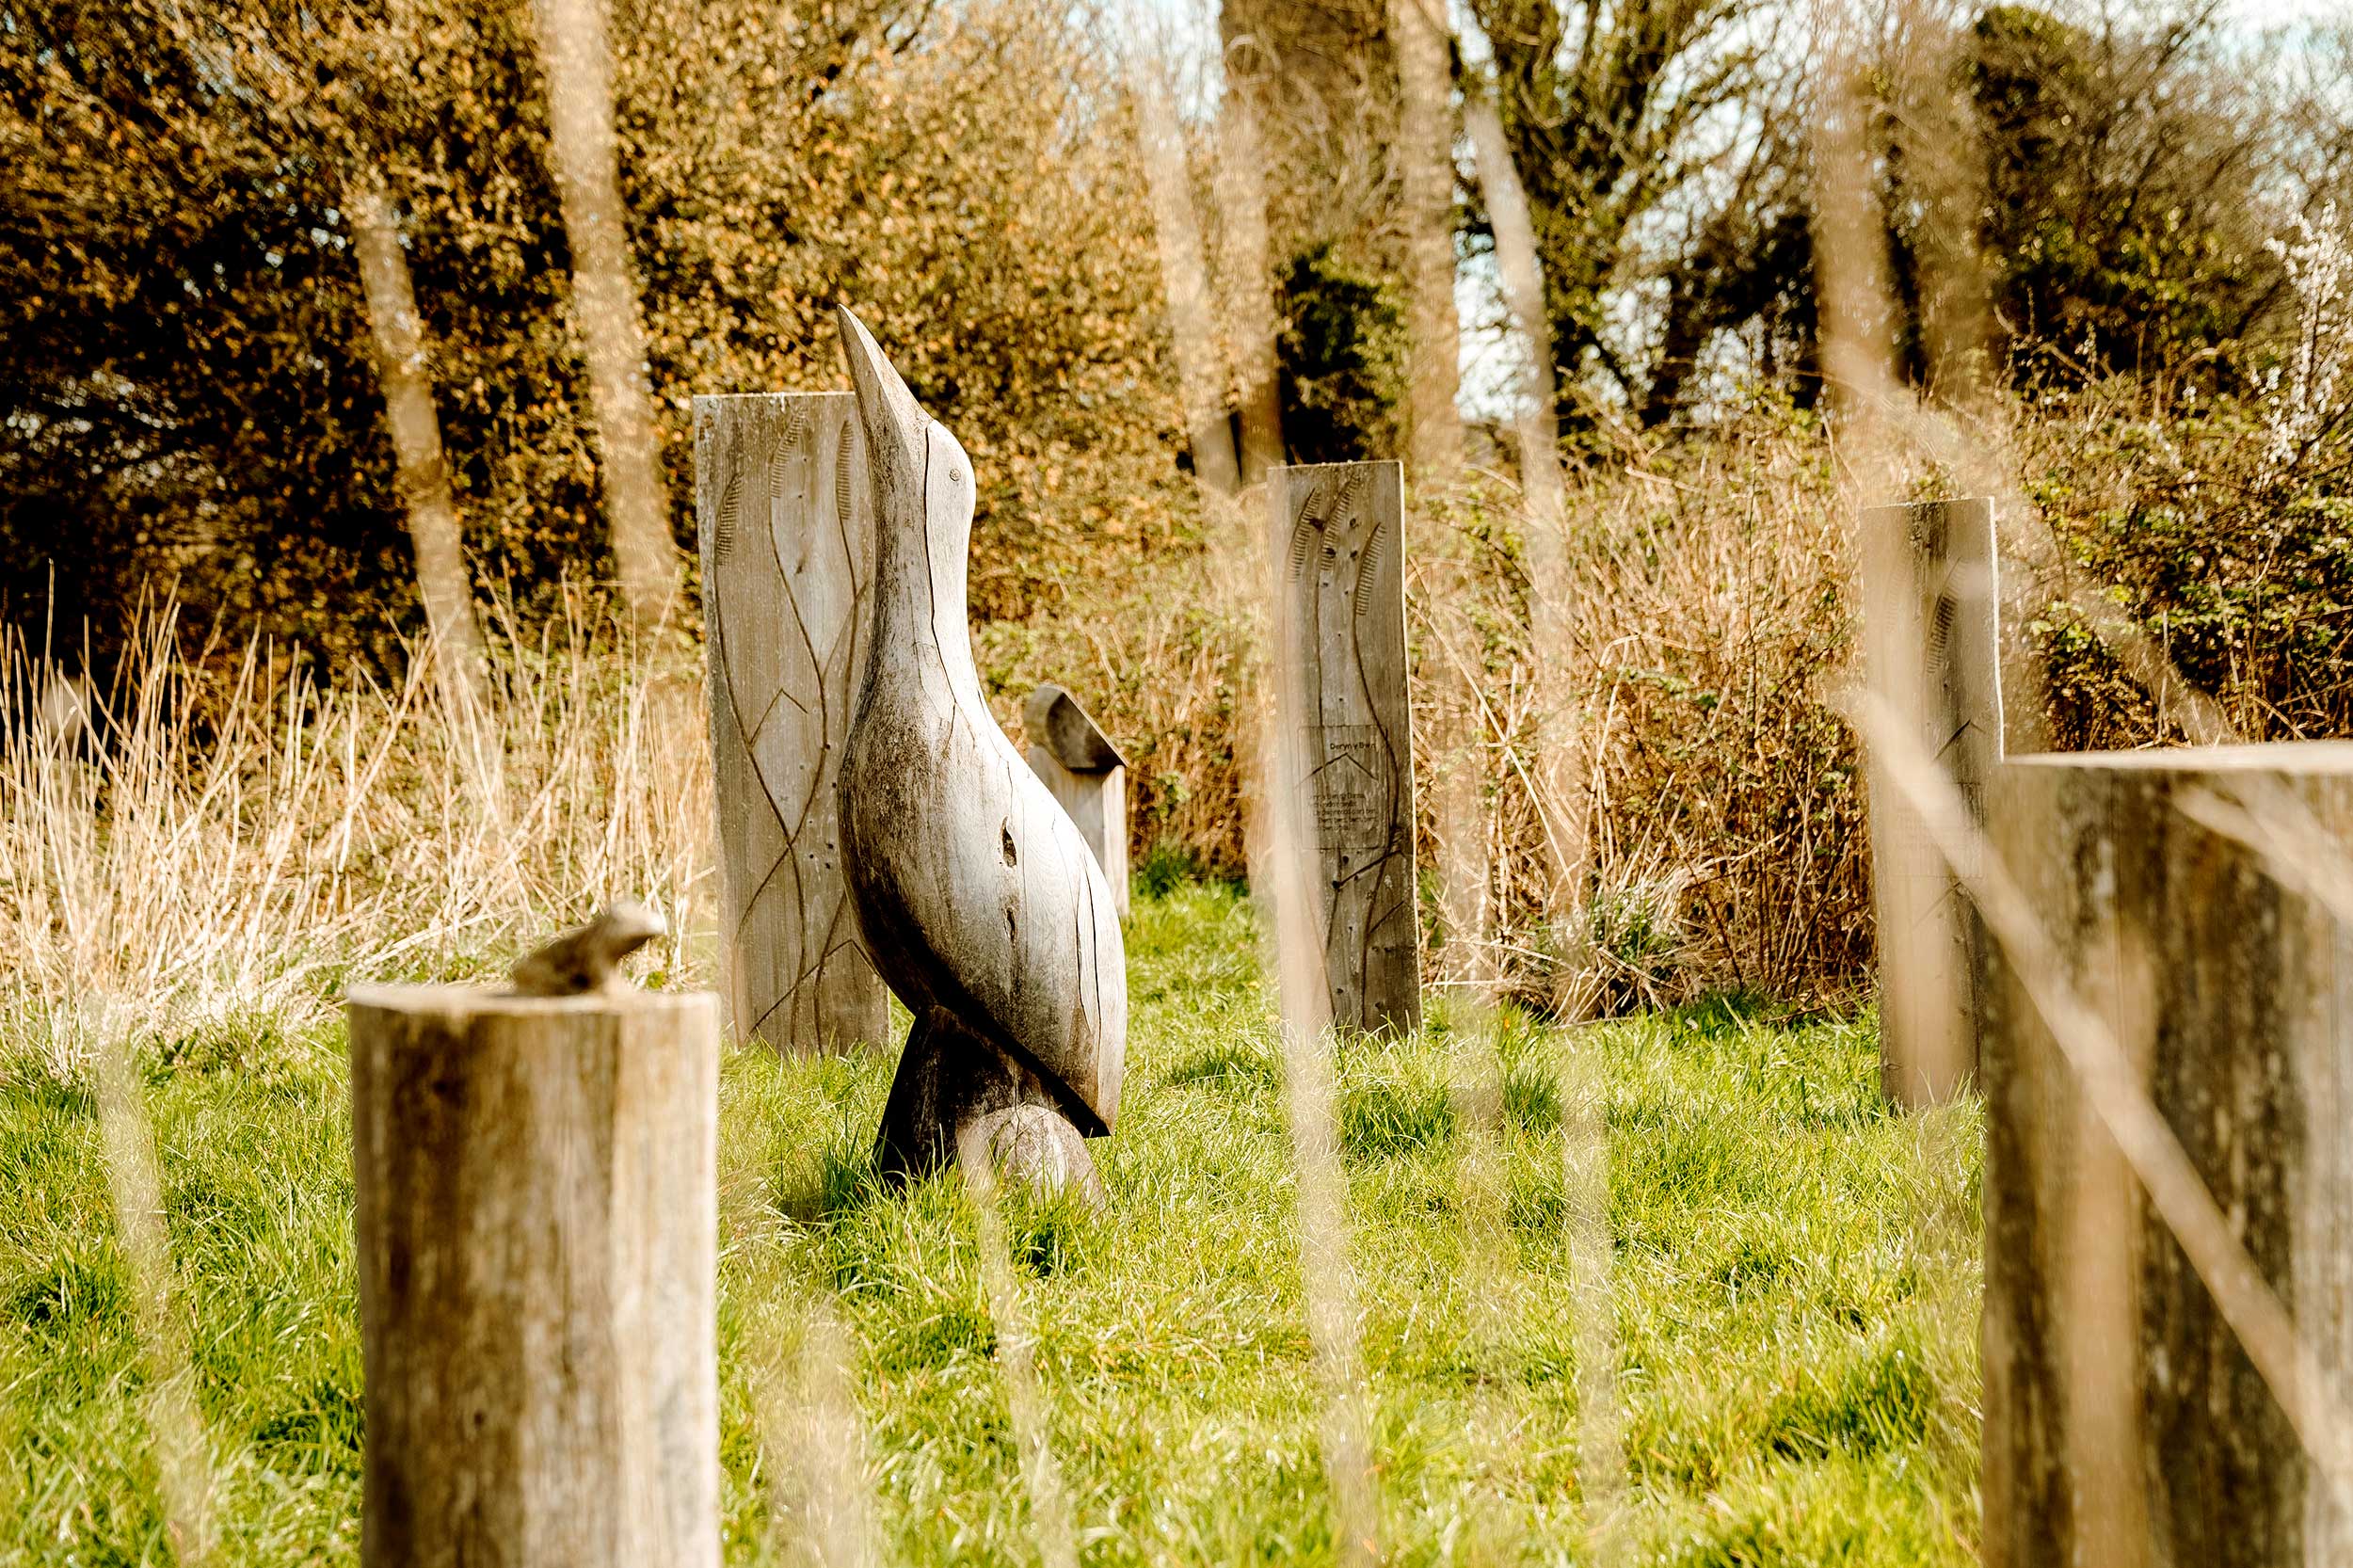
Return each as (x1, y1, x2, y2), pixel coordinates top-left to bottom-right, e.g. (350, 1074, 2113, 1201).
(837, 359, 1124, 1134)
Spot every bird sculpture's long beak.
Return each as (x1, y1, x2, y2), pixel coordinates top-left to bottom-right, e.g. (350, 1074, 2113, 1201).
(836, 305, 926, 477)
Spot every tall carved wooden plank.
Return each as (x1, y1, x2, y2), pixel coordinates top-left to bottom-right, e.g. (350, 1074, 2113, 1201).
(1863, 496, 2004, 1106)
(695, 392, 888, 1052)
(1270, 460, 1420, 1034)
(1023, 683, 1130, 920)
(347, 984, 720, 1568)
(1978, 745, 2353, 1568)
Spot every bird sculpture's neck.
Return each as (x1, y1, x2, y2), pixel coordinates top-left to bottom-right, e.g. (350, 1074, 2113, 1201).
(871, 419, 981, 697)
(838, 308, 984, 706)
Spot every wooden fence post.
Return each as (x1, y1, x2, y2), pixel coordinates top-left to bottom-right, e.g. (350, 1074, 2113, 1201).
(1979, 746, 2353, 1568)
(695, 392, 889, 1052)
(1023, 683, 1129, 920)
(1269, 460, 1421, 1035)
(1862, 496, 2003, 1106)
(347, 985, 721, 1568)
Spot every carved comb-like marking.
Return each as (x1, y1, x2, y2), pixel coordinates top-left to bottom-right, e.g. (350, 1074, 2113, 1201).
(1334, 470, 1366, 519)
(1289, 501, 1321, 581)
(769, 402, 809, 509)
(835, 420, 856, 533)
(1927, 594, 1956, 673)
(1353, 517, 1387, 619)
(713, 470, 743, 564)
(1302, 473, 1336, 523)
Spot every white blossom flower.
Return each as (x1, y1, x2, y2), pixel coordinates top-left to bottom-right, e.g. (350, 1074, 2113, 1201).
(2260, 203, 2353, 485)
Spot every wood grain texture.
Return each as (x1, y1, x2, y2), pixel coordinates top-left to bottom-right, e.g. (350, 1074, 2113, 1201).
(1270, 460, 1421, 1034)
(834, 308, 1126, 1190)
(346, 984, 720, 1568)
(1024, 684, 1129, 920)
(1863, 497, 2004, 1106)
(1978, 745, 2353, 1568)
(695, 392, 888, 1053)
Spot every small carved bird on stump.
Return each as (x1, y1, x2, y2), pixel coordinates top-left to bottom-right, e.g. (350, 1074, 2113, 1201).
(509, 900, 667, 997)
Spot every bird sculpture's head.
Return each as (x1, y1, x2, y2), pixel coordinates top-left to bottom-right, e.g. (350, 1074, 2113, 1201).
(835, 305, 974, 549)
(594, 899, 667, 953)
(836, 304, 979, 653)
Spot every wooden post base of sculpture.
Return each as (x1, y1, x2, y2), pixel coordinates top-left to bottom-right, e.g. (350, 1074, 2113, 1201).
(872, 1011, 1107, 1207)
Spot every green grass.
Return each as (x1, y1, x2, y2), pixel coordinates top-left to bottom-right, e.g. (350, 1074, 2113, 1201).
(0, 885, 1981, 1564)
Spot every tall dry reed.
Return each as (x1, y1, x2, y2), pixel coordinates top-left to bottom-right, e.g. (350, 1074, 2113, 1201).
(0, 593, 713, 1082)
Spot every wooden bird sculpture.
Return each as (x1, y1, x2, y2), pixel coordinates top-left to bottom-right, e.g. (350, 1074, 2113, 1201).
(834, 306, 1126, 1203)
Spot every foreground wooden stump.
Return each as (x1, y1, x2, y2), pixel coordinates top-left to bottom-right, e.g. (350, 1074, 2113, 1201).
(1267, 459, 1421, 1035)
(1863, 496, 2003, 1107)
(346, 985, 720, 1568)
(1980, 745, 2353, 1568)
(695, 391, 890, 1053)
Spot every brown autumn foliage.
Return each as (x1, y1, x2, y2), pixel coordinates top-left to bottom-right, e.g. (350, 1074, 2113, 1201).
(0, 0, 1188, 658)
(5, 0, 2346, 1018)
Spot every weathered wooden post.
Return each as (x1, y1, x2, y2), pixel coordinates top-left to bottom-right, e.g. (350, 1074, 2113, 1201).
(1861, 496, 2003, 1106)
(1979, 745, 2353, 1568)
(1269, 460, 1421, 1035)
(695, 392, 889, 1052)
(346, 917, 719, 1568)
(1023, 683, 1129, 920)
(834, 309, 1126, 1203)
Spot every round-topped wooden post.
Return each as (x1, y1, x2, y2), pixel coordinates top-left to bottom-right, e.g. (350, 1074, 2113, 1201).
(346, 917, 719, 1568)
(1023, 682, 1130, 920)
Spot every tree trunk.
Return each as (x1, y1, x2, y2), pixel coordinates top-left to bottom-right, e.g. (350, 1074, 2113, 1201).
(1391, 0, 1461, 477)
(1465, 90, 1588, 970)
(347, 169, 487, 700)
(1978, 747, 2353, 1568)
(1133, 53, 1241, 496)
(346, 984, 720, 1568)
(532, 0, 682, 631)
(1215, 80, 1287, 486)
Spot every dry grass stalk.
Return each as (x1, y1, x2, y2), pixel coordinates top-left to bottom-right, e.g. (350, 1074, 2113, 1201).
(1212, 70, 1286, 488)
(717, 1122, 881, 1568)
(1560, 1022, 1626, 1566)
(1131, 39, 1241, 498)
(1390, 0, 1461, 477)
(345, 166, 488, 696)
(1462, 86, 1585, 939)
(531, 0, 683, 629)
(956, 1130, 1081, 1568)
(740, 1294, 881, 1568)
(1249, 524, 1380, 1567)
(1436, 1001, 1517, 1559)
(88, 1009, 217, 1565)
